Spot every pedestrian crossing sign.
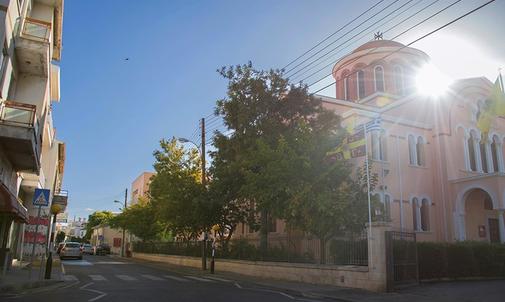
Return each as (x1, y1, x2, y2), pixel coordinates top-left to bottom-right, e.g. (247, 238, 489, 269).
(33, 188, 50, 206)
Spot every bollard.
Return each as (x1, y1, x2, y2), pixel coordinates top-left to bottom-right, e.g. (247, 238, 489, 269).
(44, 252, 52, 279)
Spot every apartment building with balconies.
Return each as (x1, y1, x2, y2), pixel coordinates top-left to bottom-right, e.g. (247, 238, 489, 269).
(0, 0, 65, 270)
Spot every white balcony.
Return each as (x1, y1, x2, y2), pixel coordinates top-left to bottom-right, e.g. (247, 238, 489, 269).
(0, 101, 41, 172)
(15, 17, 52, 76)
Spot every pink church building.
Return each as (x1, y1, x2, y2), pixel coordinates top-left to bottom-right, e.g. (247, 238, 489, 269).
(319, 39, 505, 243)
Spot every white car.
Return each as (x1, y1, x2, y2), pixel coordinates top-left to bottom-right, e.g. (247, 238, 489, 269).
(60, 242, 83, 260)
(81, 243, 94, 255)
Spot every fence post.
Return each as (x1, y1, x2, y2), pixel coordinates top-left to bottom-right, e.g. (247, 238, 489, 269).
(366, 221, 392, 292)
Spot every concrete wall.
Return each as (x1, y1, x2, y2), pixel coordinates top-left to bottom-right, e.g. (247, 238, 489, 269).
(133, 253, 385, 291)
(133, 223, 391, 292)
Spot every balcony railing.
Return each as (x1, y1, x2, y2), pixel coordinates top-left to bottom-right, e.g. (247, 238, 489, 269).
(0, 101, 36, 127)
(22, 17, 51, 42)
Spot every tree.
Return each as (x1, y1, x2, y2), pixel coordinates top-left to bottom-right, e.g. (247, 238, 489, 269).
(84, 211, 114, 239)
(210, 62, 344, 252)
(109, 202, 164, 242)
(149, 138, 211, 240)
(56, 231, 66, 244)
(286, 161, 379, 263)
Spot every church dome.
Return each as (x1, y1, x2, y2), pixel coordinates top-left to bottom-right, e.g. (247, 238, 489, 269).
(352, 40, 405, 53)
(332, 39, 429, 103)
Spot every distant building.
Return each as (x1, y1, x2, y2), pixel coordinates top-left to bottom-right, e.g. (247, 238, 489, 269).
(90, 224, 131, 255)
(130, 172, 155, 205)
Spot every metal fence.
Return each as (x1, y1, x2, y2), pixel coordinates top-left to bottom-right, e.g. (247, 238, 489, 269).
(133, 232, 368, 266)
(385, 231, 418, 291)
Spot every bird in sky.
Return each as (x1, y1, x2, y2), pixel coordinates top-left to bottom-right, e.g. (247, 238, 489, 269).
(124, 58, 129, 61)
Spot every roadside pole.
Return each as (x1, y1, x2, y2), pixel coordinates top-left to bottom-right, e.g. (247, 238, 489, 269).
(28, 205, 42, 280)
(201, 118, 207, 270)
(28, 188, 50, 280)
(122, 188, 127, 257)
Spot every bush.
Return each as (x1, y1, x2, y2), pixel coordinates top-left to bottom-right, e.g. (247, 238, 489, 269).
(418, 241, 505, 280)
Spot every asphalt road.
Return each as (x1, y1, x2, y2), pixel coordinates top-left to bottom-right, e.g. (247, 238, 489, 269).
(5, 255, 320, 302)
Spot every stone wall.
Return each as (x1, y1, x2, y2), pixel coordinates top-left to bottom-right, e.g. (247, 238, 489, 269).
(133, 222, 391, 292)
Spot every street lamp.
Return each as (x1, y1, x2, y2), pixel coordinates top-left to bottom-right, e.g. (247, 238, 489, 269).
(178, 136, 208, 270)
(113, 188, 127, 257)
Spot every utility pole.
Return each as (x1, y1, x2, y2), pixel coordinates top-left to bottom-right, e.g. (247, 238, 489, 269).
(201, 117, 207, 270)
(122, 188, 127, 257)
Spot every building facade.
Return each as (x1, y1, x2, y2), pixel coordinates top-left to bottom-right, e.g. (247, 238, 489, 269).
(90, 224, 131, 255)
(0, 0, 65, 269)
(236, 39, 505, 245)
(130, 171, 155, 205)
(323, 39, 505, 243)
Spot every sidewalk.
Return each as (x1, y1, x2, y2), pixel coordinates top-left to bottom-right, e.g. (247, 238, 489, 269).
(0, 256, 64, 296)
(126, 255, 505, 302)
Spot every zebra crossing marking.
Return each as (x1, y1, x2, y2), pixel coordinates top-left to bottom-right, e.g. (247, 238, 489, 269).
(89, 274, 107, 281)
(185, 276, 215, 282)
(163, 275, 189, 282)
(63, 274, 78, 281)
(205, 276, 232, 282)
(115, 274, 137, 281)
(141, 274, 164, 281)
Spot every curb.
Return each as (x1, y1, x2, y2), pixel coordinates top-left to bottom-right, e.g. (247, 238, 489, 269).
(0, 279, 63, 295)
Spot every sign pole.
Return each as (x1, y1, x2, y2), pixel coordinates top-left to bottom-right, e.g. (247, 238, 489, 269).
(28, 205, 42, 280)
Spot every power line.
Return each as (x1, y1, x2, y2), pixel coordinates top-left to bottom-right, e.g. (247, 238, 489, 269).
(286, 0, 417, 78)
(281, 0, 386, 70)
(284, 0, 404, 76)
(309, 0, 496, 96)
(307, 0, 463, 89)
(296, 0, 445, 84)
(291, 0, 433, 82)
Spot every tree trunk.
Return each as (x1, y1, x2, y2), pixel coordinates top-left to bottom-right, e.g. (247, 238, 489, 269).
(259, 209, 268, 258)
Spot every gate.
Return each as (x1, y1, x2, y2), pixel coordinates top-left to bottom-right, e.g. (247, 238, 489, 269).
(385, 231, 419, 291)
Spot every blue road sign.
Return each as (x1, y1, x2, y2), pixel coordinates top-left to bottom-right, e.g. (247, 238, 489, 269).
(33, 188, 50, 206)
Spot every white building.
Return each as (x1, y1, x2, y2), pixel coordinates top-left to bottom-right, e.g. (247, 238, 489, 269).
(0, 0, 65, 269)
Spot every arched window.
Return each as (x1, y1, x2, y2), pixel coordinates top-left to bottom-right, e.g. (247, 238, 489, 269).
(491, 137, 499, 172)
(416, 136, 425, 166)
(371, 130, 387, 161)
(357, 70, 365, 99)
(412, 197, 420, 231)
(408, 135, 425, 166)
(344, 76, 350, 101)
(408, 135, 416, 165)
(394, 65, 404, 95)
(384, 194, 391, 221)
(420, 198, 430, 231)
(374, 66, 385, 92)
(480, 141, 488, 173)
(468, 131, 477, 171)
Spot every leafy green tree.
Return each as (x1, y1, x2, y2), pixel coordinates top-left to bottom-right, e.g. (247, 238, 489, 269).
(149, 138, 211, 240)
(56, 231, 66, 243)
(109, 202, 164, 242)
(286, 161, 379, 263)
(210, 62, 344, 252)
(84, 211, 114, 239)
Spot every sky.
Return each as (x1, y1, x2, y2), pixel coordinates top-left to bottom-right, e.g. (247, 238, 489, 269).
(55, 0, 505, 220)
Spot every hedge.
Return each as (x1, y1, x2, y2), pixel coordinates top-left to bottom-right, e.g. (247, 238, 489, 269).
(417, 241, 505, 279)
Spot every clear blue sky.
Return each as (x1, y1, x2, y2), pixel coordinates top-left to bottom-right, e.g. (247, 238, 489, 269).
(55, 0, 504, 220)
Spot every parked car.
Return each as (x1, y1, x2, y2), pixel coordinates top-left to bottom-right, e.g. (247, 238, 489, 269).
(81, 243, 94, 255)
(56, 243, 65, 254)
(95, 244, 111, 255)
(60, 242, 83, 260)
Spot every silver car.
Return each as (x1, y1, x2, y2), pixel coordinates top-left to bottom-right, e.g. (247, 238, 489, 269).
(81, 243, 94, 255)
(60, 242, 83, 260)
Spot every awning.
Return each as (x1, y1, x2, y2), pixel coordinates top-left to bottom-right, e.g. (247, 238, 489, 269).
(0, 181, 28, 223)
